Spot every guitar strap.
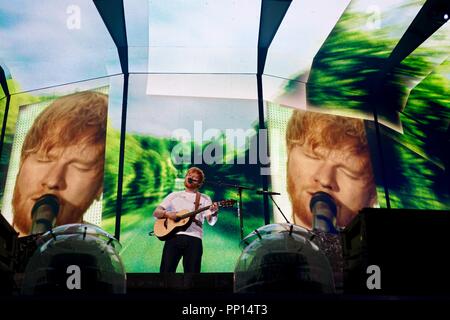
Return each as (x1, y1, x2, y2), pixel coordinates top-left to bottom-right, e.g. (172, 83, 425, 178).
(194, 192, 201, 211)
(193, 192, 202, 227)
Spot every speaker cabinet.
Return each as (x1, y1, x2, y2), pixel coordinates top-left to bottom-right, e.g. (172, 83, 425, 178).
(341, 208, 450, 295)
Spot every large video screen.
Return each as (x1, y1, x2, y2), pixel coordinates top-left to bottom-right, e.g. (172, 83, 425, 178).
(378, 62, 450, 210)
(119, 74, 265, 272)
(0, 87, 110, 236)
(264, 0, 449, 221)
(267, 105, 379, 229)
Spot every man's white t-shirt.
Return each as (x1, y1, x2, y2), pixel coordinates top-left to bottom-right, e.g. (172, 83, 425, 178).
(159, 191, 218, 239)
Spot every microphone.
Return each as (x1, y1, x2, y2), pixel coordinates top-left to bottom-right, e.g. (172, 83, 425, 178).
(188, 178, 194, 184)
(31, 194, 60, 234)
(310, 192, 338, 234)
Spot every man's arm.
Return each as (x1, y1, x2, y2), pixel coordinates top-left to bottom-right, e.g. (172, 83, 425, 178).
(153, 206, 178, 220)
(206, 202, 219, 223)
(203, 195, 219, 225)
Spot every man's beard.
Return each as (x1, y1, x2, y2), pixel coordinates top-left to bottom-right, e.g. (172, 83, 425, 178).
(184, 180, 200, 190)
(286, 172, 313, 229)
(12, 186, 92, 236)
(12, 185, 32, 235)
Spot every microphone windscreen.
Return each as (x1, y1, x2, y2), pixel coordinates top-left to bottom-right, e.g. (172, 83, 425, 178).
(310, 192, 336, 214)
(31, 194, 60, 234)
(310, 192, 338, 234)
(32, 194, 60, 215)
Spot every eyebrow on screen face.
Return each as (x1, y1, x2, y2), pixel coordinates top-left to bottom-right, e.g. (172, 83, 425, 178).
(70, 157, 100, 167)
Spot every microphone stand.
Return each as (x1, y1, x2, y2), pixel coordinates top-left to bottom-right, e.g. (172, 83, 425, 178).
(205, 180, 284, 240)
(269, 194, 290, 224)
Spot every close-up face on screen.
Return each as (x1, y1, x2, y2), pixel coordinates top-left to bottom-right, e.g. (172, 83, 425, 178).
(268, 108, 378, 230)
(0, 0, 449, 303)
(0, 89, 109, 236)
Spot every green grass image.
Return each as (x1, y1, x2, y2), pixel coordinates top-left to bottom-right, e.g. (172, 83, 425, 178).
(116, 203, 262, 273)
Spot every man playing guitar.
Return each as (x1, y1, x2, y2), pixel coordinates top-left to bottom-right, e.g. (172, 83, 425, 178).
(153, 167, 219, 273)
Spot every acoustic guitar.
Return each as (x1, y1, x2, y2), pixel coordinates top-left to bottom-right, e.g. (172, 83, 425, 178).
(153, 199, 236, 240)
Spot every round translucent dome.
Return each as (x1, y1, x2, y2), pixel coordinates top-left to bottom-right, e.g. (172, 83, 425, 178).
(234, 223, 335, 293)
(21, 224, 126, 295)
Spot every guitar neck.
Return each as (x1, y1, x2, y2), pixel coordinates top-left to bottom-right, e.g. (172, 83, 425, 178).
(179, 204, 213, 219)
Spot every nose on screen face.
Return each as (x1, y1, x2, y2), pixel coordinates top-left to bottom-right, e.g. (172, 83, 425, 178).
(313, 165, 337, 190)
(41, 164, 66, 189)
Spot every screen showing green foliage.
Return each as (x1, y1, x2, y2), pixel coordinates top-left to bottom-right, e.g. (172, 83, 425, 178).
(118, 74, 264, 272)
(0, 0, 448, 276)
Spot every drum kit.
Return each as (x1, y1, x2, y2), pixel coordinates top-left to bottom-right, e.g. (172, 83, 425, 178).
(207, 181, 343, 294)
(0, 215, 126, 295)
(235, 223, 342, 294)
